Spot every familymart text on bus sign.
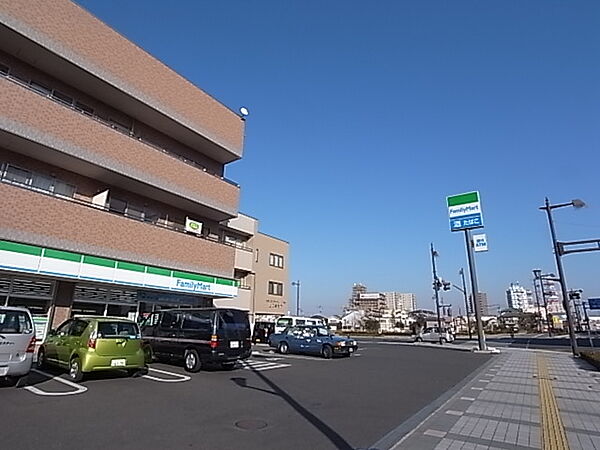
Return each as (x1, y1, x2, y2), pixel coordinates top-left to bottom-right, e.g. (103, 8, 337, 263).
(447, 191, 484, 232)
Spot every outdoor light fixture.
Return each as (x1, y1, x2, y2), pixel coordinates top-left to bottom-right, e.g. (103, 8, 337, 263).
(572, 199, 586, 209)
(239, 106, 249, 118)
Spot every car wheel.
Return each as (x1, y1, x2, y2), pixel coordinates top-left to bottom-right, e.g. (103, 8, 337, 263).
(36, 347, 47, 369)
(184, 349, 202, 373)
(415, 337, 423, 343)
(321, 345, 333, 359)
(441, 337, 448, 343)
(221, 362, 236, 371)
(143, 345, 154, 364)
(278, 341, 289, 354)
(68, 356, 84, 382)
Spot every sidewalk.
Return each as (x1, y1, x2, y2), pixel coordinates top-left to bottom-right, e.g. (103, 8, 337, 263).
(378, 349, 600, 450)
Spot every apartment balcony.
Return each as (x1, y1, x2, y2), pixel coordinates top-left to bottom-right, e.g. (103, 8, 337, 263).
(234, 247, 254, 273)
(0, 0, 244, 163)
(0, 77, 239, 221)
(0, 182, 235, 279)
(215, 286, 252, 311)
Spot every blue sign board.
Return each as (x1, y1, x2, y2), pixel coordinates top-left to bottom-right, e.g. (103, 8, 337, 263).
(450, 213, 483, 232)
(589, 298, 600, 310)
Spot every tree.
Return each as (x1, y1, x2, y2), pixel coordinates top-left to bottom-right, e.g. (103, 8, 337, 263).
(364, 319, 380, 334)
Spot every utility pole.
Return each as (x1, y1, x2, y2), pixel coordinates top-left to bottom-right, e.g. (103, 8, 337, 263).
(534, 270, 552, 337)
(430, 243, 444, 345)
(531, 274, 543, 333)
(540, 197, 580, 356)
(291, 280, 301, 316)
(465, 230, 486, 351)
(459, 268, 472, 339)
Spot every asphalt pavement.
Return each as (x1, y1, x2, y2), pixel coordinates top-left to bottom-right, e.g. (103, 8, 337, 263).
(0, 342, 491, 450)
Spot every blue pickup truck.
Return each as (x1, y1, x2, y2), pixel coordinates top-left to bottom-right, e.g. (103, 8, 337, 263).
(267, 324, 357, 358)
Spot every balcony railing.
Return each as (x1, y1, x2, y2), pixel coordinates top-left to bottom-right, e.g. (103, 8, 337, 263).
(0, 67, 239, 187)
(0, 172, 251, 252)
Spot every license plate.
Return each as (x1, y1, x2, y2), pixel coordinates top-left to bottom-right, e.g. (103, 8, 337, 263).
(110, 359, 126, 367)
(229, 341, 240, 349)
(349, 347, 354, 353)
(0, 367, 8, 376)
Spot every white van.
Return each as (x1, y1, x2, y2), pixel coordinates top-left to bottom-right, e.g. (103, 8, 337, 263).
(274, 316, 325, 334)
(0, 306, 35, 385)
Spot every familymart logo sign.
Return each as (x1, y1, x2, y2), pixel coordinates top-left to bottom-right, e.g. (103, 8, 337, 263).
(447, 191, 484, 232)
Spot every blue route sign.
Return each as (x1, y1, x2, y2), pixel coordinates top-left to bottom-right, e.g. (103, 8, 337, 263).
(450, 213, 483, 232)
(589, 298, 600, 310)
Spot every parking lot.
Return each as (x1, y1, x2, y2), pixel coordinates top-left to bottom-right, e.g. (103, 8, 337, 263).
(1, 342, 491, 450)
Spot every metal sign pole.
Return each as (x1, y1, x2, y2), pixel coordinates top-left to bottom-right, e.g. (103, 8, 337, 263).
(464, 229, 486, 351)
(431, 243, 444, 345)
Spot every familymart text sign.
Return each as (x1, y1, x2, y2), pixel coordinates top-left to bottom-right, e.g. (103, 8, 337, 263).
(447, 191, 484, 232)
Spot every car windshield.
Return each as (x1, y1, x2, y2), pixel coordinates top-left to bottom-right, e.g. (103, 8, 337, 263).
(0, 310, 33, 334)
(276, 318, 292, 327)
(97, 321, 140, 339)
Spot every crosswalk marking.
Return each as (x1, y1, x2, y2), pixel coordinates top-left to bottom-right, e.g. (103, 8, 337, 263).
(241, 359, 291, 372)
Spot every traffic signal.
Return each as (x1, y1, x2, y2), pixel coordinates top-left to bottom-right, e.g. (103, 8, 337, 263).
(443, 280, 451, 291)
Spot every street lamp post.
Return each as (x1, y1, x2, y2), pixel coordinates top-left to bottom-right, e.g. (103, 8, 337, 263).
(539, 197, 585, 356)
(291, 281, 301, 316)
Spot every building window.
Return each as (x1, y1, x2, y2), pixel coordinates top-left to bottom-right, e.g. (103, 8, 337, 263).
(75, 101, 94, 115)
(29, 80, 51, 96)
(52, 90, 74, 106)
(268, 281, 284, 296)
(269, 253, 284, 268)
(1, 164, 76, 198)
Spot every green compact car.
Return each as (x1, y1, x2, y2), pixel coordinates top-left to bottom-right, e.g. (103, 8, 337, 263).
(37, 317, 147, 381)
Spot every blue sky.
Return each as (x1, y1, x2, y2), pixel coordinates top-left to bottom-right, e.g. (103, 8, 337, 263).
(78, 1, 600, 316)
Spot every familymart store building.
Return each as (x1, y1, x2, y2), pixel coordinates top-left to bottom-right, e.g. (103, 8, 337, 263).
(0, 240, 238, 337)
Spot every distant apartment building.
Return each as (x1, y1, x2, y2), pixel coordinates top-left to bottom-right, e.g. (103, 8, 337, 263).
(474, 292, 489, 316)
(0, 1, 257, 329)
(539, 279, 564, 314)
(216, 214, 289, 322)
(506, 283, 531, 310)
(383, 292, 417, 312)
(349, 283, 367, 308)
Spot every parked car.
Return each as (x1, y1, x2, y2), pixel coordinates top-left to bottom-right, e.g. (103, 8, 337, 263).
(268, 325, 357, 358)
(0, 307, 35, 385)
(414, 327, 455, 343)
(141, 308, 252, 372)
(37, 317, 146, 382)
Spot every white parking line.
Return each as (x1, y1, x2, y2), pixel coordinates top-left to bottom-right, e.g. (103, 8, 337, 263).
(142, 367, 191, 383)
(241, 359, 291, 372)
(24, 369, 87, 396)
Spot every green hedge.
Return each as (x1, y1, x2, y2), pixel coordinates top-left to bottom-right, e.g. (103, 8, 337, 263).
(580, 351, 600, 370)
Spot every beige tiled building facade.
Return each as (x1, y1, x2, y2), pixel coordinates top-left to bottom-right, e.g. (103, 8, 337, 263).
(0, 0, 275, 329)
(215, 214, 289, 322)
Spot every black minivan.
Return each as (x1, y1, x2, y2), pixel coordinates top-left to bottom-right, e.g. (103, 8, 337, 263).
(140, 308, 252, 372)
